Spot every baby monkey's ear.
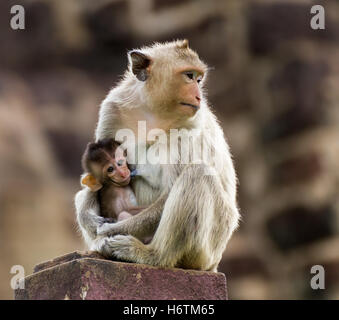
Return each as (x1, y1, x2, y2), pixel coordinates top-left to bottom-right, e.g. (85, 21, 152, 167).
(81, 173, 103, 192)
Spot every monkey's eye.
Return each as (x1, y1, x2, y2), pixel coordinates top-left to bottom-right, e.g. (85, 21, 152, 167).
(184, 71, 194, 81)
(197, 75, 203, 84)
(117, 159, 124, 166)
(107, 166, 114, 173)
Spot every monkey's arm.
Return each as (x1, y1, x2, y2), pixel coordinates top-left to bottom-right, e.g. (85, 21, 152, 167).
(116, 206, 148, 221)
(125, 206, 148, 216)
(95, 99, 119, 141)
(74, 188, 106, 240)
(97, 191, 168, 239)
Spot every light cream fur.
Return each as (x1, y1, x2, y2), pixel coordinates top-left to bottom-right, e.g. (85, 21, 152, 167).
(75, 40, 240, 271)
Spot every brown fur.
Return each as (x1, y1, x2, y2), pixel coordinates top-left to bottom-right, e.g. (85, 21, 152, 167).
(81, 139, 144, 223)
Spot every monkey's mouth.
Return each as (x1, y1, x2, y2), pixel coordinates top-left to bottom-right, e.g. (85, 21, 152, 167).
(180, 102, 199, 110)
(109, 177, 130, 187)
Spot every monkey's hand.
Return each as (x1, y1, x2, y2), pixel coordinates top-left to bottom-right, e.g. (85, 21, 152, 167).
(97, 221, 123, 237)
(102, 217, 115, 223)
(96, 191, 168, 239)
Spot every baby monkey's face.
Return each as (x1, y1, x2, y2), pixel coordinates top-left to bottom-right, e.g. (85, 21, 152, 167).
(103, 154, 131, 187)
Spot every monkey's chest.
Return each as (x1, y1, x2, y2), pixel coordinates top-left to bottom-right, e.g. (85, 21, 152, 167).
(132, 163, 178, 206)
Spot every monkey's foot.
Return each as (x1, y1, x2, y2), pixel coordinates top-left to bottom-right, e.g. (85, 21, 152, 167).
(101, 235, 144, 262)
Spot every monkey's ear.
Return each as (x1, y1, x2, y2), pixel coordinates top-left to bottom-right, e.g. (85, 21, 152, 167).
(177, 39, 189, 49)
(81, 173, 103, 192)
(129, 51, 151, 81)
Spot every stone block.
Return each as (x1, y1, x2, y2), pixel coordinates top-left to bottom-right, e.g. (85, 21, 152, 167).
(15, 252, 227, 300)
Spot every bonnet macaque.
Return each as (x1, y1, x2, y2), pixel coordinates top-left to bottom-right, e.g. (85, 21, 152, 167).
(81, 138, 143, 223)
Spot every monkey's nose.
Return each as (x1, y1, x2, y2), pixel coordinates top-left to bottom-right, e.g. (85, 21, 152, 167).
(117, 168, 127, 178)
(195, 96, 201, 106)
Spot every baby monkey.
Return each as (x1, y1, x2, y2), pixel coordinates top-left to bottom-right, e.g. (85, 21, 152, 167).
(81, 138, 143, 223)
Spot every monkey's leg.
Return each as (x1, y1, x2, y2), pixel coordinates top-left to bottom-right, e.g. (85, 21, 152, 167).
(117, 211, 133, 221)
(99, 165, 239, 270)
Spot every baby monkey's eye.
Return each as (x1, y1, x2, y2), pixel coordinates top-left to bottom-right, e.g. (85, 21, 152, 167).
(107, 166, 114, 173)
(117, 159, 124, 166)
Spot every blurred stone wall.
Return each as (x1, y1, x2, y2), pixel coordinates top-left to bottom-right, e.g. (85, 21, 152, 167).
(0, 0, 338, 299)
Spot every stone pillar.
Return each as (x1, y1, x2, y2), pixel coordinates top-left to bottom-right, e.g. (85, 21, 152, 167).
(14, 252, 228, 300)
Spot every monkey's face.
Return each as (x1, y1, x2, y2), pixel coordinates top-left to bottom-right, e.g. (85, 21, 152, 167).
(129, 40, 207, 119)
(81, 139, 132, 191)
(103, 156, 131, 187)
(173, 68, 204, 117)
(146, 64, 205, 119)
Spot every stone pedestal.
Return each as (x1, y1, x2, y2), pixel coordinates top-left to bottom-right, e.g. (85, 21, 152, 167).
(14, 252, 228, 300)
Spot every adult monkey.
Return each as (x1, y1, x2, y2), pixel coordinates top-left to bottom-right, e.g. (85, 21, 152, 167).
(75, 40, 240, 271)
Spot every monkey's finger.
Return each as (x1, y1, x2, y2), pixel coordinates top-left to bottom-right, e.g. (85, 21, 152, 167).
(97, 223, 116, 236)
